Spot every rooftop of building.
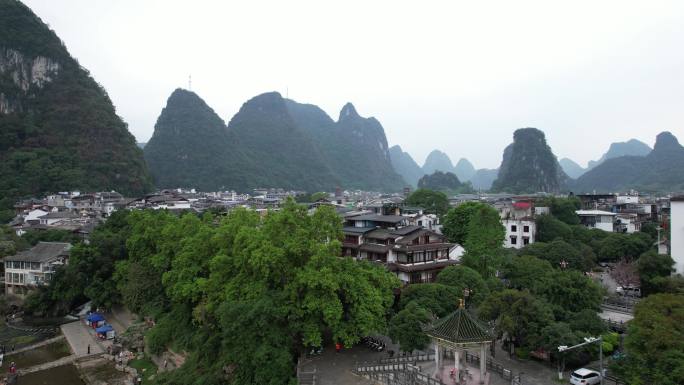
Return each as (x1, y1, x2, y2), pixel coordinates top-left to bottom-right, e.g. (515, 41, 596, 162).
(4, 242, 72, 263)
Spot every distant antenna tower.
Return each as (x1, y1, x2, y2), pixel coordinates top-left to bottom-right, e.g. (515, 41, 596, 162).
(188, 75, 192, 91)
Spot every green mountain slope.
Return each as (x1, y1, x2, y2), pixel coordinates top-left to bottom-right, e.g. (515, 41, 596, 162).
(0, 0, 152, 215)
(144, 89, 242, 190)
(491, 128, 568, 194)
(573, 132, 684, 193)
(331, 103, 406, 191)
(388, 145, 423, 187)
(226, 92, 340, 192)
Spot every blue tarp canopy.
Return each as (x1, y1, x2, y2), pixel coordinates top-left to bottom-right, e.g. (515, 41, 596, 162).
(96, 324, 113, 333)
(87, 313, 105, 322)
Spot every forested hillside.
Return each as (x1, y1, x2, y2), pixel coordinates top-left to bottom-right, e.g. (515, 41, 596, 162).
(491, 128, 568, 194)
(144, 89, 242, 191)
(145, 91, 406, 192)
(0, 0, 152, 221)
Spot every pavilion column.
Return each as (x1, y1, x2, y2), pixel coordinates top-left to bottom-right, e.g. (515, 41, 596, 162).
(480, 344, 487, 384)
(454, 349, 460, 372)
(434, 341, 440, 369)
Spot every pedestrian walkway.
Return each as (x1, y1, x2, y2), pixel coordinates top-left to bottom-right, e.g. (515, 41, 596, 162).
(60, 321, 104, 357)
(106, 305, 135, 334)
(17, 354, 77, 375)
(4, 335, 65, 357)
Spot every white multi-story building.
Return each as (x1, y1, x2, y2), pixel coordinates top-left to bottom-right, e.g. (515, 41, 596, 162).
(670, 197, 684, 275)
(503, 219, 536, 249)
(3, 242, 71, 296)
(576, 210, 616, 232)
(499, 200, 536, 249)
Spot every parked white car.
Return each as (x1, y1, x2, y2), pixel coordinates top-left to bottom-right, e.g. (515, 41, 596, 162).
(570, 368, 601, 385)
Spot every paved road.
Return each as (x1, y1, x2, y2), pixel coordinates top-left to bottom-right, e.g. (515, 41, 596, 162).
(60, 321, 103, 357)
(600, 309, 633, 323)
(300, 345, 376, 385)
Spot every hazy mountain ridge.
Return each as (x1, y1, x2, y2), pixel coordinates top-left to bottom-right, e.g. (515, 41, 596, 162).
(573, 132, 684, 193)
(422, 150, 456, 175)
(0, 0, 152, 211)
(587, 139, 652, 169)
(454, 158, 476, 181)
(389, 145, 424, 187)
(559, 158, 585, 179)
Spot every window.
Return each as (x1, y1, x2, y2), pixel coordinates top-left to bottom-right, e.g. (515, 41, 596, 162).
(523, 225, 529, 233)
(523, 237, 530, 245)
(511, 225, 517, 232)
(510, 236, 517, 245)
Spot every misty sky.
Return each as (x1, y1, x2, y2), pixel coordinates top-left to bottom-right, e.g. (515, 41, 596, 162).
(23, 0, 684, 169)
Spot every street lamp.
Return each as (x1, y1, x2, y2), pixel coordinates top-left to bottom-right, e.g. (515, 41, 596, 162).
(559, 260, 569, 269)
(558, 336, 604, 385)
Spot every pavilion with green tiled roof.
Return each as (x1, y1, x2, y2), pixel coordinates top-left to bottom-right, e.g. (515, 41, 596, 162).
(424, 300, 494, 384)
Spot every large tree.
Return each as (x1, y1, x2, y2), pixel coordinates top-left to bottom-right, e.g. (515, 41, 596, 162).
(404, 189, 450, 217)
(435, 265, 489, 306)
(478, 289, 554, 350)
(619, 294, 684, 385)
(462, 205, 505, 278)
(637, 250, 675, 295)
(388, 301, 433, 352)
(442, 202, 486, 244)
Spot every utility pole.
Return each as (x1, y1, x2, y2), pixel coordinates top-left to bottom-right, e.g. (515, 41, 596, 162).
(558, 336, 604, 384)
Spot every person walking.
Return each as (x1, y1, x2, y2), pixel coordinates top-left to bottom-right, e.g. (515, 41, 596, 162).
(335, 342, 342, 353)
(87, 344, 90, 354)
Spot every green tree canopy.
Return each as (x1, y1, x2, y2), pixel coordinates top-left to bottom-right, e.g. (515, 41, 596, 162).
(435, 265, 489, 306)
(462, 205, 505, 278)
(637, 250, 675, 295)
(398, 283, 460, 318)
(619, 294, 684, 385)
(519, 239, 594, 272)
(478, 289, 554, 349)
(388, 301, 433, 352)
(540, 196, 581, 225)
(442, 202, 486, 244)
(536, 214, 572, 242)
(404, 189, 450, 217)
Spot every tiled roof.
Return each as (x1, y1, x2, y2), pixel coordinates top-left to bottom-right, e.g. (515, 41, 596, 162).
(349, 214, 406, 223)
(424, 307, 494, 345)
(39, 211, 79, 219)
(390, 225, 422, 236)
(365, 229, 397, 240)
(342, 226, 376, 234)
(4, 242, 71, 263)
(359, 243, 390, 253)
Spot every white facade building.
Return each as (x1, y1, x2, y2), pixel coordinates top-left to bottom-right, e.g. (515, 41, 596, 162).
(670, 197, 684, 275)
(3, 242, 71, 296)
(576, 210, 616, 232)
(503, 219, 535, 249)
